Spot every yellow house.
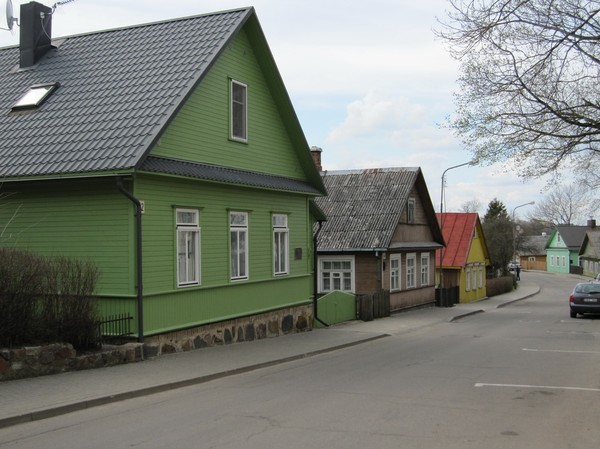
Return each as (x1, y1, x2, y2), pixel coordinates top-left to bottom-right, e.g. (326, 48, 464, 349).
(436, 213, 491, 303)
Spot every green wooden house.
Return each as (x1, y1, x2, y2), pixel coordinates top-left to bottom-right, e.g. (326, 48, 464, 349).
(545, 225, 588, 274)
(0, 3, 326, 348)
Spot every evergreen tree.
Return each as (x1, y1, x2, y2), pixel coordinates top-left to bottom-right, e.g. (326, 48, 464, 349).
(482, 199, 513, 275)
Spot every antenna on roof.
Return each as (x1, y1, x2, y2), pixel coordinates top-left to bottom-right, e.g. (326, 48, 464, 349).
(51, 0, 77, 14)
(1, 0, 18, 31)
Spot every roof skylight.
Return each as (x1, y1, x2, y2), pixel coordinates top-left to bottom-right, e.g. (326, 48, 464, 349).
(12, 82, 60, 110)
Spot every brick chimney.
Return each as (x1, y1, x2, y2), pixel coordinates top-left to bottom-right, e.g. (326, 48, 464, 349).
(19, 1, 53, 69)
(310, 146, 323, 172)
(588, 217, 596, 229)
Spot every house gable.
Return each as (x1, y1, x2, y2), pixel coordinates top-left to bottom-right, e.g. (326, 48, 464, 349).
(0, 7, 323, 193)
(390, 185, 436, 245)
(150, 27, 315, 184)
(316, 167, 443, 252)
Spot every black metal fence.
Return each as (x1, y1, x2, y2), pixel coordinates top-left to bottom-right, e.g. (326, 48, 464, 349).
(98, 314, 133, 343)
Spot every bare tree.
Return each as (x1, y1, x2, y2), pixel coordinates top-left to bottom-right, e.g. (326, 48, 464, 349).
(527, 183, 598, 225)
(460, 198, 482, 214)
(436, 1, 600, 184)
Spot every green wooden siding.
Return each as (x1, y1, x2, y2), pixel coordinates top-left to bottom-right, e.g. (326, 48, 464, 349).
(136, 174, 313, 292)
(152, 29, 306, 181)
(133, 173, 315, 335)
(0, 178, 134, 296)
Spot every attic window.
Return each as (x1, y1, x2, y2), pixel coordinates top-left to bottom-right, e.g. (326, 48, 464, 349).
(12, 82, 59, 110)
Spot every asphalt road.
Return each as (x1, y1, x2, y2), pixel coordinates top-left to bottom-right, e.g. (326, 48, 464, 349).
(1, 271, 598, 449)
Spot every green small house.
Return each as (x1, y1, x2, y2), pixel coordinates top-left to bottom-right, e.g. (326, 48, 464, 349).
(545, 225, 588, 274)
(0, 3, 326, 347)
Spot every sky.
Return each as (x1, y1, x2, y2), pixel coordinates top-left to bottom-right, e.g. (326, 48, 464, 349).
(0, 0, 550, 219)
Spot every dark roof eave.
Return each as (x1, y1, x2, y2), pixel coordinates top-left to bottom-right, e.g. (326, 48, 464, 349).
(139, 156, 322, 195)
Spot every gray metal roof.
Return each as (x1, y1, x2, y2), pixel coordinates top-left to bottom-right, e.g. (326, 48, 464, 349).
(0, 8, 251, 179)
(315, 168, 424, 250)
(551, 225, 588, 249)
(141, 156, 322, 194)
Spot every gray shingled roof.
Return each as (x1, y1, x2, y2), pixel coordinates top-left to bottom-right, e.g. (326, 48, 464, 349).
(520, 235, 550, 256)
(0, 8, 251, 179)
(580, 230, 600, 258)
(315, 168, 433, 251)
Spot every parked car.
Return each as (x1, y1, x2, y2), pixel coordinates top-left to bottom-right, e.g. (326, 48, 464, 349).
(508, 261, 521, 272)
(569, 282, 600, 318)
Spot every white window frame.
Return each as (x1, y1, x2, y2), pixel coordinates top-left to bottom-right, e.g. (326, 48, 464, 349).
(230, 79, 248, 142)
(176, 209, 200, 287)
(273, 214, 289, 276)
(406, 253, 416, 288)
(230, 211, 249, 280)
(318, 256, 355, 293)
(466, 266, 471, 291)
(420, 253, 430, 286)
(478, 266, 484, 289)
(390, 254, 401, 291)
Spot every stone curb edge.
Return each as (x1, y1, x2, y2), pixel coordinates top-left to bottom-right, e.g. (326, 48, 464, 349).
(449, 286, 541, 322)
(0, 334, 389, 430)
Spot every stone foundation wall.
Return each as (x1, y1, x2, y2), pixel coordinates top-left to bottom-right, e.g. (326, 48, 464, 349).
(142, 304, 313, 357)
(0, 343, 144, 381)
(0, 304, 313, 381)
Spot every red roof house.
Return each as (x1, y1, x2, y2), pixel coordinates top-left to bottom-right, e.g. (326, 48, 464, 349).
(436, 213, 491, 303)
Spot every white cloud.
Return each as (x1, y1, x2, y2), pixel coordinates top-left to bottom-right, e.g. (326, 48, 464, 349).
(326, 90, 427, 143)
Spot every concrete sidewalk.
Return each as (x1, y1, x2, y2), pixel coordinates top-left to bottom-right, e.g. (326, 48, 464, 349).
(0, 281, 540, 429)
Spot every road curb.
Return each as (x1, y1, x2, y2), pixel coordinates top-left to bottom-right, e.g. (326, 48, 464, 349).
(496, 285, 541, 308)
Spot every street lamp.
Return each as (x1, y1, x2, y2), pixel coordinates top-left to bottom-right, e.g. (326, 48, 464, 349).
(512, 201, 535, 265)
(439, 161, 472, 293)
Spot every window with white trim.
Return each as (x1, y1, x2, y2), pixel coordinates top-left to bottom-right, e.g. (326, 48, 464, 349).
(390, 255, 401, 291)
(230, 80, 247, 141)
(176, 209, 200, 287)
(406, 253, 416, 288)
(420, 253, 430, 286)
(273, 214, 288, 275)
(478, 266, 484, 289)
(466, 266, 471, 291)
(230, 211, 248, 280)
(319, 257, 354, 292)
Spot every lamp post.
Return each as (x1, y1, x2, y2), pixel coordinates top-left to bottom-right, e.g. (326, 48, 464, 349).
(439, 161, 472, 294)
(512, 201, 535, 265)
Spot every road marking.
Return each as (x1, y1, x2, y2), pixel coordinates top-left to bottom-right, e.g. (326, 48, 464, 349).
(475, 383, 600, 392)
(523, 348, 600, 354)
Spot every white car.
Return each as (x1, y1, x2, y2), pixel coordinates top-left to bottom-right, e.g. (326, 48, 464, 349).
(508, 262, 521, 272)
